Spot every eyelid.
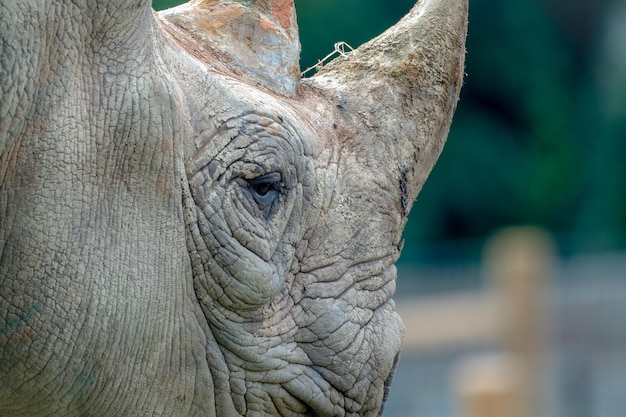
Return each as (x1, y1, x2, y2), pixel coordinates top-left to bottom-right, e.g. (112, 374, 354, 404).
(248, 172, 282, 185)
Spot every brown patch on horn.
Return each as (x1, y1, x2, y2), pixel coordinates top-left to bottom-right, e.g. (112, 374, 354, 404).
(270, 0, 294, 31)
(158, 0, 301, 96)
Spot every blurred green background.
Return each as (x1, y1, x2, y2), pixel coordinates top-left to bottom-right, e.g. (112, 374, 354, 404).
(153, 0, 626, 259)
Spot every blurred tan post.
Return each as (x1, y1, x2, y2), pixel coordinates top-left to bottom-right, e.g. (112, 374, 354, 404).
(455, 227, 555, 417)
(455, 353, 524, 417)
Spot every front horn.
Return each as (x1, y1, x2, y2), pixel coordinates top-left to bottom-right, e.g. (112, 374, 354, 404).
(309, 0, 468, 215)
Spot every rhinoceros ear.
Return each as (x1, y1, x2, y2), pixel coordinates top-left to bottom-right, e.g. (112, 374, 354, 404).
(311, 0, 468, 215)
(158, 0, 300, 96)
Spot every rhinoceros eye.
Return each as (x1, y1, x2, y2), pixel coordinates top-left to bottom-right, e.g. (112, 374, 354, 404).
(247, 172, 282, 212)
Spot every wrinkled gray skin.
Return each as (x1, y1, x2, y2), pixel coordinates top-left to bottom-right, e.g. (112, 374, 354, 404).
(0, 0, 467, 416)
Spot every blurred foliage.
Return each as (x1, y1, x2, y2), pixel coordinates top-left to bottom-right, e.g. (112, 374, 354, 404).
(152, 0, 626, 251)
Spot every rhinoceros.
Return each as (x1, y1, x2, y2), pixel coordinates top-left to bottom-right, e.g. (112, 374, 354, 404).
(0, 0, 467, 415)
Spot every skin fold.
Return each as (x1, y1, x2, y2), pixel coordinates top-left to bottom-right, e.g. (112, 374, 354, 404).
(0, 0, 467, 416)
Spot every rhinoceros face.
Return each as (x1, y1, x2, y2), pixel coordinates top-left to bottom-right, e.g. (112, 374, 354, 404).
(178, 83, 405, 416)
(0, 1, 467, 416)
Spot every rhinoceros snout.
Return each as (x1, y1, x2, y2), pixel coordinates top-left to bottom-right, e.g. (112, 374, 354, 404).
(377, 351, 401, 417)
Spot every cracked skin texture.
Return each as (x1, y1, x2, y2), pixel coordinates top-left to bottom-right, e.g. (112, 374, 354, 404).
(0, 0, 467, 416)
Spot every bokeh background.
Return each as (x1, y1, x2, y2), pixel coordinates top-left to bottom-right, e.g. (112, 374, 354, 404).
(153, 1, 626, 416)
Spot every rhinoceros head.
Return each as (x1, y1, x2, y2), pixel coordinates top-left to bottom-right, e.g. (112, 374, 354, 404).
(0, 0, 467, 415)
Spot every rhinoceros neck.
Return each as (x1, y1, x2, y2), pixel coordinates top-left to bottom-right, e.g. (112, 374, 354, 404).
(0, 12, 220, 415)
